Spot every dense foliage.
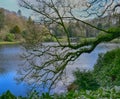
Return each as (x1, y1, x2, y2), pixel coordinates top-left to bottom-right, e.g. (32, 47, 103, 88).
(72, 48, 120, 90)
(1, 86, 120, 99)
(5, 33, 15, 42)
(73, 70, 100, 91)
(94, 48, 120, 87)
(0, 8, 27, 42)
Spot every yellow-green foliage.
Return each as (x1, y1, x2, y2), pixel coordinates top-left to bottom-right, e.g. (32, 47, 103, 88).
(1, 86, 120, 99)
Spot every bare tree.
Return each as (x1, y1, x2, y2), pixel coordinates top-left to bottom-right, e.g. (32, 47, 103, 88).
(18, 0, 120, 93)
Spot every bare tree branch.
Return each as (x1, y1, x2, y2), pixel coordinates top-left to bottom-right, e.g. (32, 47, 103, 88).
(18, 0, 120, 93)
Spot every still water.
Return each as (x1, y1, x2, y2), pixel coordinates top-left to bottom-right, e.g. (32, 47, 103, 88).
(0, 44, 29, 96)
(0, 43, 119, 96)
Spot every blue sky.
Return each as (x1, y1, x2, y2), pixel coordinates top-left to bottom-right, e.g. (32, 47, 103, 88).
(0, 0, 32, 17)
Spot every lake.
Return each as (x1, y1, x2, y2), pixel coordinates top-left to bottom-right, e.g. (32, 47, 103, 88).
(0, 43, 120, 96)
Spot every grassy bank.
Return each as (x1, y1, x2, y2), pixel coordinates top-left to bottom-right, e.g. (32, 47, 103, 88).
(0, 41, 21, 45)
(0, 38, 119, 45)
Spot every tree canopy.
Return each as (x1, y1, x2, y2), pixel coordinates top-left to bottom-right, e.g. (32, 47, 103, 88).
(94, 48, 120, 87)
(19, 0, 120, 92)
(0, 8, 5, 32)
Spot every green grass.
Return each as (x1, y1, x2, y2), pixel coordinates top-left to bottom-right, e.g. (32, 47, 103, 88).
(0, 41, 21, 45)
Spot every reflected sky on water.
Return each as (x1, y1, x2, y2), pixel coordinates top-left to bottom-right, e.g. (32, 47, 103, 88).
(0, 43, 120, 96)
(0, 44, 29, 96)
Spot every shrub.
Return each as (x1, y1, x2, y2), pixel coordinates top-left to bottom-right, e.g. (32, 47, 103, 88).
(5, 33, 15, 42)
(0, 90, 16, 99)
(93, 48, 120, 87)
(72, 69, 100, 91)
(1, 86, 120, 99)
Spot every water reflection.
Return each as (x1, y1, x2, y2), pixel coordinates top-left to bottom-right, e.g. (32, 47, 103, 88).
(54, 43, 120, 93)
(0, 43, 119, 96)
(0, 44, 29, 96)
(0, 67, 6, 74)
(0, 45, 22, 72)
(0, 71, 29, 96)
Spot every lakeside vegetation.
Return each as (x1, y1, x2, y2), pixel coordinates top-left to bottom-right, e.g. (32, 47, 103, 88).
(0, 8, 27, 43)
(1, 86, 120, 99)
(1, 0, 120, 98)
(0, 41, 21, 45)
(1, 48, 120, 98)
(0, 8, 120, 45)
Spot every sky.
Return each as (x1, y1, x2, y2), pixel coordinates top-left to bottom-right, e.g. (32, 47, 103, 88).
(0, 0, 32, 17)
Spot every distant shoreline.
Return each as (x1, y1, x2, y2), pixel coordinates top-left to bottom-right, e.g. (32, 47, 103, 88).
(0, 38, 119, 45)
(0, 41, 21, 45)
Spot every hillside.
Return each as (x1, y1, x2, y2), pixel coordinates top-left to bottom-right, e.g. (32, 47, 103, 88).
(0, 8, 27, 42)
(0, 7, 119, 44)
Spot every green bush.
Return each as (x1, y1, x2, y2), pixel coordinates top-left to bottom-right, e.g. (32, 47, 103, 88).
(5, 33, 15, 42)
(1, 86, 120, 99)
(94, 48, 120, 87)
(0, 90, 17, 99)
(72, 69, 100, 91)
(70, 48, 120, 92)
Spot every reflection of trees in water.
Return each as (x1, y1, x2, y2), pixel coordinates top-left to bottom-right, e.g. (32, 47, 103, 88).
(0, 67, 6, 74)
(0, 45, 22, 76)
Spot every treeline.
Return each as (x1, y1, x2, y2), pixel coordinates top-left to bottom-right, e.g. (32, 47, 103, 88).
(49, 14, 120, 41)
(0, 8, 54, 43)
(0, 8, 29, 42)
(0, 7, 120, 43)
